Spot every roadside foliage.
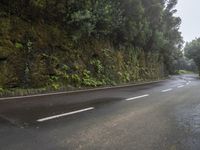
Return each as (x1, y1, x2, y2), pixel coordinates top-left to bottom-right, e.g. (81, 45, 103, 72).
(0, 0, 183, 94)
(185, 38, 200, 76)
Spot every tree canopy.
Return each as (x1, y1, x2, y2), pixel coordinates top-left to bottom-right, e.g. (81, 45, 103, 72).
(185, 38, 200, 75)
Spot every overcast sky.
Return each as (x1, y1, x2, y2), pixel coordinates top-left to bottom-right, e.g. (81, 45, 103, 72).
(176, 0, 200, 43)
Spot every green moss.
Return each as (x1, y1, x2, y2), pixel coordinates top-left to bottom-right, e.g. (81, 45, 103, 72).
(51, 83, 61, 90)
(0, 87, 4, 93)
(178, 70, 194, 74)
(15, 42, 23, 49)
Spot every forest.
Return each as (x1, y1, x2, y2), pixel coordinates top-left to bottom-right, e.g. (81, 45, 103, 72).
(0, 0, 184, 95)
(185, 38, 200, 76)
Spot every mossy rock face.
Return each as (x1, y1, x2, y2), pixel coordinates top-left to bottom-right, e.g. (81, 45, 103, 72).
(0, 13, 165, 90)
(0, 18, 14, 59)
(0, 40, 15, 59)
(0, 62, 18, 88)
(30, 55, 50, 88)
(0, 18, 11, 35)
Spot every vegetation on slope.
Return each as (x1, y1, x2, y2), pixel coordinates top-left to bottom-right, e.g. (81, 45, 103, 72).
(0, 0, 183, 95)
(185, 38, 200, 76)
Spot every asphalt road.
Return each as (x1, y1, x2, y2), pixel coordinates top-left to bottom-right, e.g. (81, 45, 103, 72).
(0, 74, 200, 150)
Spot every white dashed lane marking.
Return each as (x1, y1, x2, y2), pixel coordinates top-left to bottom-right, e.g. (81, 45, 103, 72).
(177, 85, 184, 88)
(126, 94, 149, 101)
(161, 88, 173, 93)
(37, 107, 95, 122)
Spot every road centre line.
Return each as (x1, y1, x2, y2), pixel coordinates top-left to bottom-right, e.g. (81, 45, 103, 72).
(177, 85, 184, 88)
(161, 88, 172, 92)
(126, 94, 149, 101)
(37, 107, 94, 122)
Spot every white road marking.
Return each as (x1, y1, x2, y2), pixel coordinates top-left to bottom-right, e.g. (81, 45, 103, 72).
(161, 88, 172, 93)
(126, 94, 149, 101)
(0, 91, 73, 101)
(186, 81, 192, 85)
(177, 85, 184, 88)
(37, 107, 94, 122)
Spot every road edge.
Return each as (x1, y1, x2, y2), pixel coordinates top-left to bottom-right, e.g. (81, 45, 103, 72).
(0, 79, 168, 101)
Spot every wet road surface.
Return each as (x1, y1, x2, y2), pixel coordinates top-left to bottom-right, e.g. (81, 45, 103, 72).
(0, 74, 200, 150)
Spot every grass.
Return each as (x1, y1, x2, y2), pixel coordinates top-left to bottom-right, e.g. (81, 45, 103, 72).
(178, 70, 195, 75)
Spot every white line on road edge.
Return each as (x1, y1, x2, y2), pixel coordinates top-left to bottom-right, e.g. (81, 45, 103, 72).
(177, 85, 184, 88)
(161, 88, 172, 93)
(125, 94, 149, 101)
(0, 80, 166, 101)
(37, 107, 94, 122)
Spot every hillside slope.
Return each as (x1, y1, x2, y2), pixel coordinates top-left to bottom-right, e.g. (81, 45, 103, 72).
(0, 0, 182, 93)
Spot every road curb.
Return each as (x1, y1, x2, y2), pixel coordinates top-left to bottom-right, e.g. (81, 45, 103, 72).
(0, 79, 167, 101)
